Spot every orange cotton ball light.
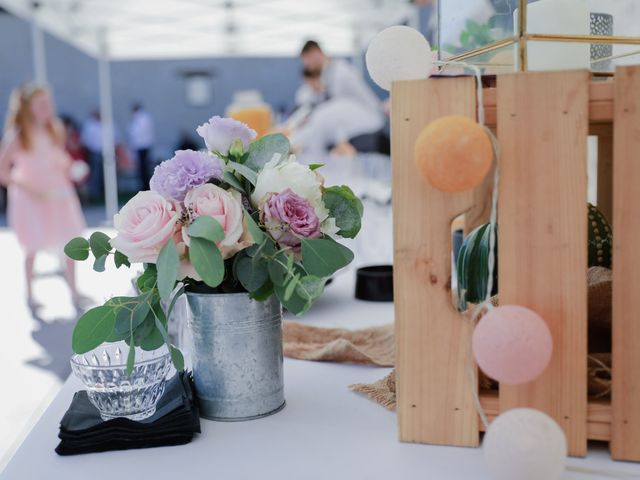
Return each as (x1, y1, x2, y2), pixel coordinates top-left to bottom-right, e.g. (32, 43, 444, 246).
(414, 115, 493, 192)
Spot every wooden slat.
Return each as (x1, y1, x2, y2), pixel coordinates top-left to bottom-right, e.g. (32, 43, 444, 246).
(611, 65, 640, 462)
(392, 77, 479, 447)
(483, 80, 613, 126)
(497, 71, 589, 457)
(479, 394, 611, 441)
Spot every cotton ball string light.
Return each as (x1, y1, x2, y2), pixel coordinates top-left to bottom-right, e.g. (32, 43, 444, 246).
(365, 26, 433, 91)
(472, 305, 552, 385)
(484, 408, 567, 480)
(414, 115, 493, 192)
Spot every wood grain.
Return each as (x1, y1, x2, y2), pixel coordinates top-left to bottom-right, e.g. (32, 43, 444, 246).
(496, 70, 589, 457)
(392, 77, 479, 447)
(596, 124, 613, 222)
(611, 65, 640, 462)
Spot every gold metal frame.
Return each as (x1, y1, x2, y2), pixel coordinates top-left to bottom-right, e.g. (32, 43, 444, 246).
(445, 0, 640, 73)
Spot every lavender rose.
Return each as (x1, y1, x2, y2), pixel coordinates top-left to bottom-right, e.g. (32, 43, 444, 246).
(150, 149, 222, 202)
(196, 116, 257, 156)
(260, 189, 321, 247)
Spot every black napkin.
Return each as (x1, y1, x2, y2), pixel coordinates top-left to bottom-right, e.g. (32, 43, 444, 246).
(56, 372, 200, 455)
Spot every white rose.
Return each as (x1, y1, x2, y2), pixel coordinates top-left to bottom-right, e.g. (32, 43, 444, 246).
(251, 154, 328, 222)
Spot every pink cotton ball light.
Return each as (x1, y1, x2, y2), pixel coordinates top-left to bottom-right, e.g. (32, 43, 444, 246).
(472, 305, 552, 385)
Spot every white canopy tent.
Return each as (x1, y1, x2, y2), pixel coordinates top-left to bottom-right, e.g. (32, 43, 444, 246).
(0, 0, 417, 221)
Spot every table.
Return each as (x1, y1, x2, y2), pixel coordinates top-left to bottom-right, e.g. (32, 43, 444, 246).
(3, 274, 639, 480)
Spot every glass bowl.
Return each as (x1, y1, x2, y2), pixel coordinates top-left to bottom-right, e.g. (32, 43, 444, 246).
(70, 342, 172, 421)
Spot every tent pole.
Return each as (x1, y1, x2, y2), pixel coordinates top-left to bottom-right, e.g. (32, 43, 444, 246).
(98, 29, 119, 224)
(30, 6, 47, 84)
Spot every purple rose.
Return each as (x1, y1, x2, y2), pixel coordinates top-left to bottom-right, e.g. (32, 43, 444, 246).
(196, 116, 257, 156)
(150, 149, 222, 202)
(261, 189, 321, 247)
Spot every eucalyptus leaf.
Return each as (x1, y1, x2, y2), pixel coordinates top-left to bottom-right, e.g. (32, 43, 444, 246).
(268, 251, 290, 286)
(137, 265, 157, 292)
(244, 133, 290, 172)
(243, 209, 264, 244)
(139, 325, 165, 351)
(274, 283, 309, 316)
(300, 238, 354, 277)
(234, 255, 269, 292)
(150, 304, 184, 371)
(93, 255, 107, 272)
(189, 237, 224, 288)
(89, 231, 112, 258)
(283, 273, 299, 301)
(64, 237, 90, 261)
(188, 216, 225, 243)
(170, 347, 185, 371)
(126, 337, 135, 376)
(227, 160, 258, 186)
(309, 163, 324, 171)
(322, 185, 364, 239)
(114, 250, 130, 269)
(157, 240, 179, 303)
(223, 171, 246, 193)
(167, 285, 186, 319)
(250, 280, 274, 301)
(295, 275, 326, 301)
(72, 305, 117, 354)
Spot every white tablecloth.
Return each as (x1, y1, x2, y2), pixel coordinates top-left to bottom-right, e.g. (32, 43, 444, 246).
(3, 272, 639, 480)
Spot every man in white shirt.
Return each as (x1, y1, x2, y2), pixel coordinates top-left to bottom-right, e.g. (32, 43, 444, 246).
(291, 40, 386, 155)
(81, 111, 105, 200)
(128, 103, 155, 189)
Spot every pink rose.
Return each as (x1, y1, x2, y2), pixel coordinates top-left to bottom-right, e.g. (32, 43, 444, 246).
(260, 189, 321, 248)
(110, 191, 180, 263)
(183, 184, 253, 259)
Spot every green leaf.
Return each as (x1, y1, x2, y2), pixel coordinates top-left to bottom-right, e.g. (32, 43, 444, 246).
(126, 336, 135, 376)
(189, 237, 224, 288)
(243, 209, 265, 244)
(72, 305, 117, 354)
(274, 283, 309, 316)
(167, 285, 185, 319)
(300, 238, 354, 277)
(223, 171, 246, 193)
(295, 275, 326, 301)
(89, 231, 112, 259)
(170, 347, 185, 371)
(283, 273, 299, 301)
(188, 216, 225, 243)
(156, 240, 179, 303)
(114, 250, 130, 269)
(322, 185, 364, 239)
(244, 133, 290, 172)
(137, 265, 157, 292)
(249, 280, 274, 301)
(309, 163, 324, 171)
(234, 255, 269, 292)
(139, 325, 165, 351)
(268, 251, 290, 286)
(150, 304, 184, 371)
(227, 160, 258, 186)
(93, 255, 107, 272)
(112, 293, 153, 335)
(64, 237, 90, 261)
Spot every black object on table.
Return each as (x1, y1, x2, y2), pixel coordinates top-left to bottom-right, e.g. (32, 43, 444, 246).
(355, 265, 393, 302)
(56, 372, 200, 455)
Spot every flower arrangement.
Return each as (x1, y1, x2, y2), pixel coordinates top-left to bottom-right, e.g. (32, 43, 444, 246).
(65, 116, 363, 373)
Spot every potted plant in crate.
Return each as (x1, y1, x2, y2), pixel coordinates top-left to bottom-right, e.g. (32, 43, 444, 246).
(65, 116, 363, 421)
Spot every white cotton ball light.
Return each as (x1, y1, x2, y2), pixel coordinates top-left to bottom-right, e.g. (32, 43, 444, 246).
(484, 408, 567, 480)
(365, 26, 433, 91)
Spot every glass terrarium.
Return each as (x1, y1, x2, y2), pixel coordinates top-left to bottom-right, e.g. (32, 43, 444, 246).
(437, 0, 640, 75)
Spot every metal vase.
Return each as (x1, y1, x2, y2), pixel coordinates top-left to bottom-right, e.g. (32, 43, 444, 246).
(185, 292, 285, 421)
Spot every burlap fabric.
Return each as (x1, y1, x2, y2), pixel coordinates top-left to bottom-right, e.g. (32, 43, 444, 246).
(283, 267, 612, 410)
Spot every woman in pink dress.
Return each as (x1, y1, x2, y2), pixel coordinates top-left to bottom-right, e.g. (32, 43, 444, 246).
(0, 85, 86, 308)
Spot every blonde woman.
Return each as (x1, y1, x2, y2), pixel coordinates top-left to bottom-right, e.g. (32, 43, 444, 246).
(0, 85, 86, 308)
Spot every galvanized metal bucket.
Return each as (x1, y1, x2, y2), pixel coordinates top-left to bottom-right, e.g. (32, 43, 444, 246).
(185, 292, 285, 421)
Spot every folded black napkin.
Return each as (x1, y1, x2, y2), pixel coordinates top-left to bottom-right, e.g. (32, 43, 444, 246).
(56, 372, 200, 455)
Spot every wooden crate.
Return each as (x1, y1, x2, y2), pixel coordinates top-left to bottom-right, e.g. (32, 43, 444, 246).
(391, 66, 640, 461)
